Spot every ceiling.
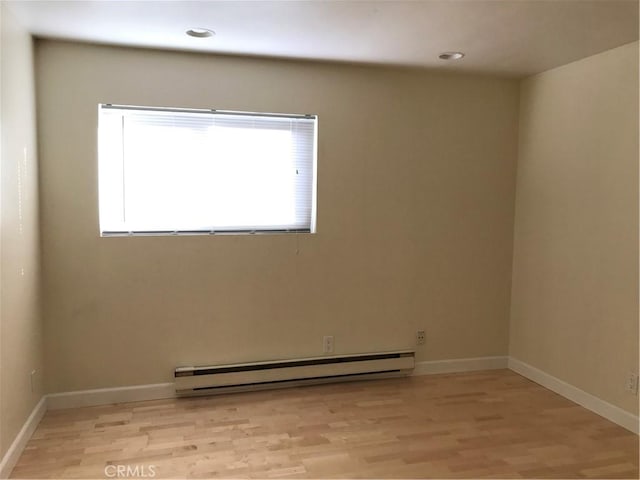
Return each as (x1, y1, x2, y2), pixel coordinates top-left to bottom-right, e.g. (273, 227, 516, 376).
(6, 0, 639, 77)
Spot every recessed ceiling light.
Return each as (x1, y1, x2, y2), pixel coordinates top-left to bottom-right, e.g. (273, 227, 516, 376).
(439, 52, 465, 60)
(186, 28, 215, 38)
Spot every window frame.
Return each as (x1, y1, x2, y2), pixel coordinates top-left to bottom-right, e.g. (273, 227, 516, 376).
(97, 104, 318, 237)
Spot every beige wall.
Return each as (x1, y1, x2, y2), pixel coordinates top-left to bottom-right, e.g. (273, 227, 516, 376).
(0, 5, 44, 459)
(510, 42, 639, 414)
(36, 40, 519, 393)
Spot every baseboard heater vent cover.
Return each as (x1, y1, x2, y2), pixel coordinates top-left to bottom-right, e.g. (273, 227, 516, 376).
(175, 350, 415, 396)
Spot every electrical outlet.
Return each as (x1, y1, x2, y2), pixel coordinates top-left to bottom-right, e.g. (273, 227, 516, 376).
(416, 330, 426, 345)
(625, 372, 638, 395)
(323, 335, 334, 354)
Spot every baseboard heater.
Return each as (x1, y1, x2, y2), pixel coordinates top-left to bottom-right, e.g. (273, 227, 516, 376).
(175, 350, 415, 396)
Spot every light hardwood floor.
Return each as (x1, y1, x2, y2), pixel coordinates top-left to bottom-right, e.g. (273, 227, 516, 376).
(11, 370, 639, 479)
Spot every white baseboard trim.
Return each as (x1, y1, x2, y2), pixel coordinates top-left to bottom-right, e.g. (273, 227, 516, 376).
(47, 382, 175, 410)
(413, 355, 509, 376)
(508, 357, 639, 435)
(47, 357, 511, 410)
(0, 396, 47, 479)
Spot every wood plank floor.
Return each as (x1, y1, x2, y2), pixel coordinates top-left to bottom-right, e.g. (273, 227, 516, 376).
(11, 370, 639, 479)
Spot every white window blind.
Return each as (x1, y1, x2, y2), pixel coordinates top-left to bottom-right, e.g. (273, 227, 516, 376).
(98, 105, 317, 235)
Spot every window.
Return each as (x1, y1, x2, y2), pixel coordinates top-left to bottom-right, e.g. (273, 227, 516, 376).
(98, 104, 317, 235)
